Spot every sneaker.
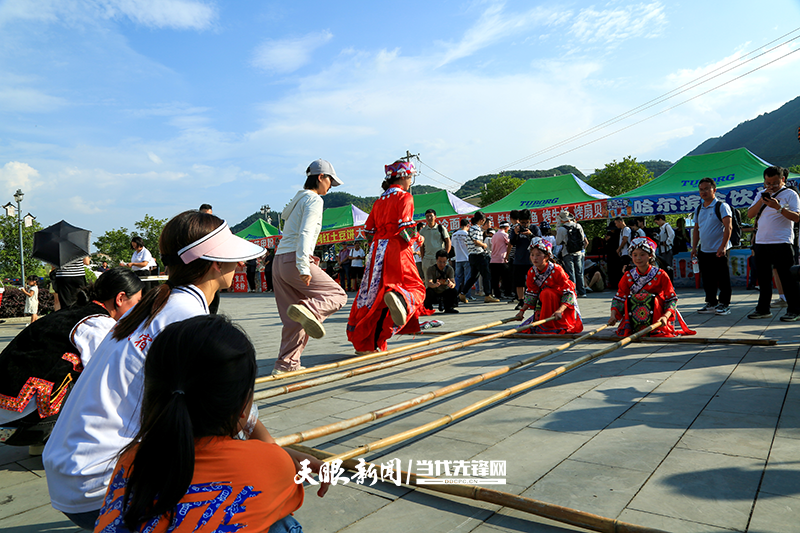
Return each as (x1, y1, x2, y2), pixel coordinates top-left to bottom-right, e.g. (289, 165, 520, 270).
(514, 301, 524, 310)
(384, 291, 408, 326)
(748, 311, 773, 319)
(484, 295, 500, 303)
(443, 308, 459, 314)
(715, 305, 731, 316)
(271, 366, 306, 376)
(697, 303, 717, 314)
(771, 298, 788, 308)
(780, 313, 800, 322)
(287, 304, 325, 339)
(458, 293, 468, 304)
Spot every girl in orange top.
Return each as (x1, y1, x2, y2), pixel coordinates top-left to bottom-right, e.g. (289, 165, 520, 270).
(94, 315, 328, 532)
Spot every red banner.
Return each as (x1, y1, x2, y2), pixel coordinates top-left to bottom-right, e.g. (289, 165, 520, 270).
(231, 272, 248, 293)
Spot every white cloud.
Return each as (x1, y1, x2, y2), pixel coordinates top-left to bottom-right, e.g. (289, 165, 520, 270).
(436, 3, 564, 67)
(0, 87, 67, 113)
(0, 161, 40, 199)
(68, 195, 111, 214)
(147, 152, 163, 164)
(0, 0, 217, 30)
(569, 2, 666, 47)
(252, 31, 334, 74)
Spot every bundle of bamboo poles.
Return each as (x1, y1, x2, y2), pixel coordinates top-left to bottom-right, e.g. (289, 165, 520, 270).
(253, 315, 556, 402)
(322, 322, 661, 463)
(275, 324, 608, 447)
(255, 316, 519, 384)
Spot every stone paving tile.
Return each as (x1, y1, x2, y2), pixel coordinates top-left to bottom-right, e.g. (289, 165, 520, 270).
(484, 508, 586, 532)
(568, 419, 685, 473)
(469, 428, 591, 487)
(704, 382, 789, 418)
(522, 458, 652, 519)
(527, 395, 635, 436)
(334, 486, 498, 533)
(616, 509, 735, 532)
(627, 447, 764, 531)
(0, 476, 53, 521)
(619, 390, 712, 428)
(774, 413, 800, 441)
(435, 404, 547, 446)
(677, 410, 779, 460)
(290, 482, 396, 533)
(747, 494, 800, 533)
(0, 503, 82, 533)
(0, 462, 40, 490)
(758, 436, 800, 499)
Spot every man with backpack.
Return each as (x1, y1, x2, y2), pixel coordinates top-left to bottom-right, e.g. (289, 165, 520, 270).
(746, 165, 800, 321)
(419, 209, 451, 276)
(691, 177, 733, 316)
(555, 210, 588, 297)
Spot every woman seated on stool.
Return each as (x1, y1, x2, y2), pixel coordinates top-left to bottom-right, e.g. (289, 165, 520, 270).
(514, 237, 583, 334)
(608, 236, 695, 337)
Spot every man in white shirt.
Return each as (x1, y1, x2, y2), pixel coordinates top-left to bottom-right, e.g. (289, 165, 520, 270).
(746, 165, 800, 321)
(614, 217, 632, 270)
(654, 214, 675, 276)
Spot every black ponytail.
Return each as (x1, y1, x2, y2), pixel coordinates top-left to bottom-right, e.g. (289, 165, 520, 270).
(74, 267, 144, 308)
(121, 315, 257, 531)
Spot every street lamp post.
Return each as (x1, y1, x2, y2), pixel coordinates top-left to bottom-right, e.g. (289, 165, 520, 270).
(3, 190, 33, 284)
(14, 190, 24, 282)
(260, 204, 272, 226)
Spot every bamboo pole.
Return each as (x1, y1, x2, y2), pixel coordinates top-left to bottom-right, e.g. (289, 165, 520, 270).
(417, 330, 777, 346)
(275, 325, 609, 447)
(255, 317, 518, 384)
(323, 322, 662, 463)
(290, 444, 670, 533)
(253, 316, 556, 402)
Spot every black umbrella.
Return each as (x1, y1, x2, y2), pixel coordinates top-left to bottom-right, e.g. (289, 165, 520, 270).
(32, 220, 91, 267)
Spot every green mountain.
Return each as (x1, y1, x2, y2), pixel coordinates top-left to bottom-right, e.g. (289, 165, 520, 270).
(687, 95, 800, 167)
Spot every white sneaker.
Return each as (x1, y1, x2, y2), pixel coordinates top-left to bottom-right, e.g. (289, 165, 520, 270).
(771, 298, 788, 308)
(384, 291, 408, 326)
(271, 366, 306, 376)
(715, 304, 731, 316)
(287, 304, 325, 339)
(697, 303, 717, 314)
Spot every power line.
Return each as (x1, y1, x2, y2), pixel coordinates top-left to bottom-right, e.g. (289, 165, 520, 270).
(517, 46, 800, 171)
(488, 26, 800, 174)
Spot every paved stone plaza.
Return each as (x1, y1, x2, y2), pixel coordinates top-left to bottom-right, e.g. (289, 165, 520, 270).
(1, 287, 799, 532)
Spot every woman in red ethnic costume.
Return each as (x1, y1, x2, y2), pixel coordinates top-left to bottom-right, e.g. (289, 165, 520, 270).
(347, 161, 426, 353)
(608, 236, 695, 337)
(514, 237, 583, 334)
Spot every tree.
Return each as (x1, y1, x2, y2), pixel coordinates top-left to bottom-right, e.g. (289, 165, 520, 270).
(0, 215, 44, 281)
(788, 164, 800, 175)
(93, 214, 168, 270)
(587, 156, 654, 197)
(481, 175, 525, 207)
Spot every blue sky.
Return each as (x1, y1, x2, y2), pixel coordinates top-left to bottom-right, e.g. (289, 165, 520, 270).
(1, 0, 799, 243)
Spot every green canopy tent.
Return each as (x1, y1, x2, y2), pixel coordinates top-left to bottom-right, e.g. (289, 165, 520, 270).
(317, 204, 369, 245)
(480, 173, 609, 226)
(611, 148, 800, 216)
(412, 190, 478, 220)
(235, 219, 281, 248)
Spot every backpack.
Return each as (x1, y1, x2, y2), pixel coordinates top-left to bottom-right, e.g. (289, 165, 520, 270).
(565, 225, 584, 254)
(695, 201, 741, 246)
(436, 223, 456, 259)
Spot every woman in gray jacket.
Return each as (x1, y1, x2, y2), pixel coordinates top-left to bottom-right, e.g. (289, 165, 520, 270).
(271, 159, 348, 375)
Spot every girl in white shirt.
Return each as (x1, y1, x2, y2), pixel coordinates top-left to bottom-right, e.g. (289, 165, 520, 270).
(43, 211, 277, 529)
